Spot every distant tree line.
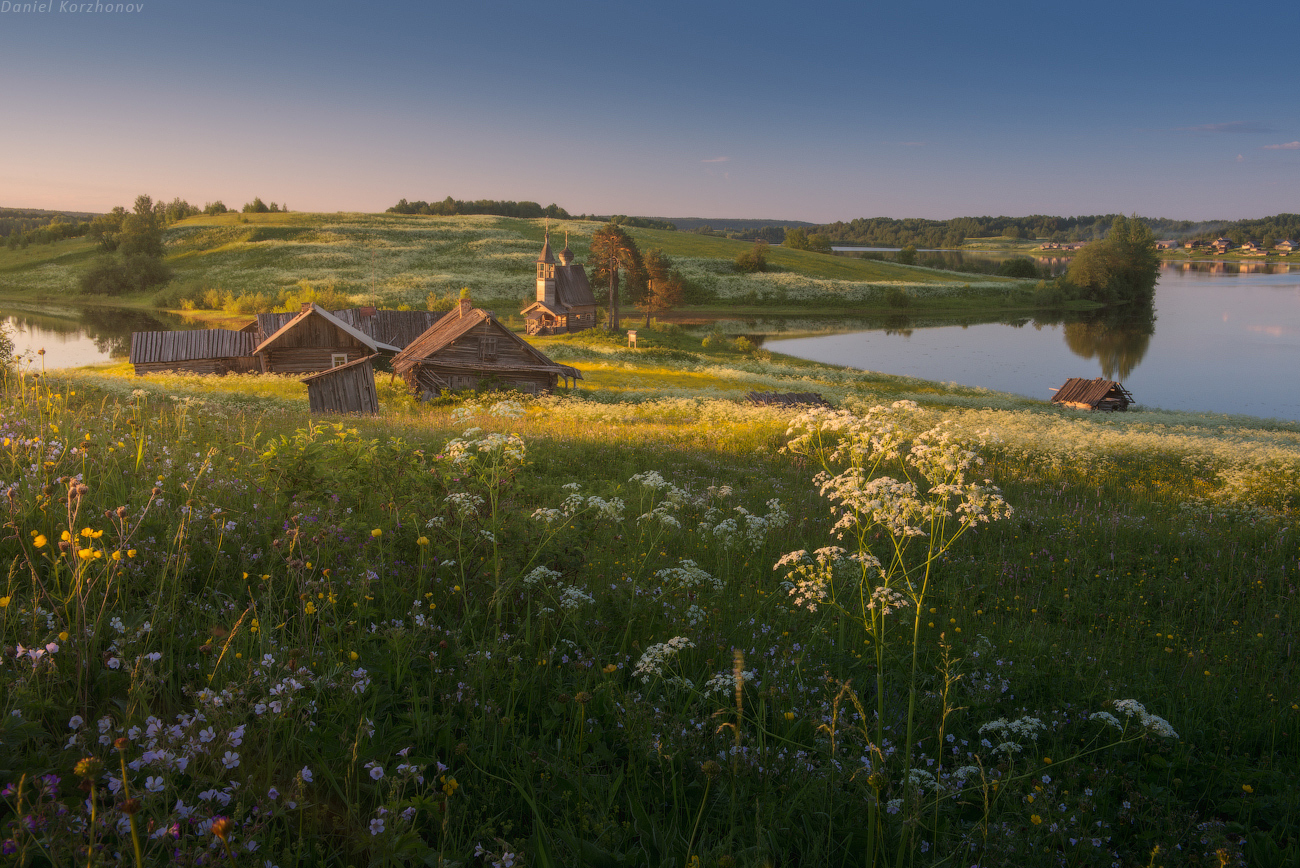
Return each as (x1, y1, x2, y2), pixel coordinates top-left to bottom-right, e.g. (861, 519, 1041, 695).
(1187, 213, 1300, 247)
(0, 207, 98, 246)
(389, 197, 572, 219)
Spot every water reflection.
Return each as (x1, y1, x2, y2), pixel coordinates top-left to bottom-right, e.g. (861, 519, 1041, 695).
(2, 304, 196, 368)
(1057, 307, 1157, 380)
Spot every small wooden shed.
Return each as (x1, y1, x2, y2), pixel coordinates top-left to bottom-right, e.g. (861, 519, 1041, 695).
(1050, 378, 1135, 411)
(129, 329, 258, 375)
(301, 356, 380, 415)
(392, 296, 581, 396)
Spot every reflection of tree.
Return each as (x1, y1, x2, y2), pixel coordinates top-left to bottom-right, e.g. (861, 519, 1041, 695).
(79, 308, 177, 359)
(1059, 305, 1157, 380)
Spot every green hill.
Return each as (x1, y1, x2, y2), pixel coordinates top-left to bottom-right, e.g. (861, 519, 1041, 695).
(0, 211, 1016, 314)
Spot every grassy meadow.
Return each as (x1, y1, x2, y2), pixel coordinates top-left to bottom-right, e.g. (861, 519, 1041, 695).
(1, 324, 1297, 867)
(0, 213, 1030, 320)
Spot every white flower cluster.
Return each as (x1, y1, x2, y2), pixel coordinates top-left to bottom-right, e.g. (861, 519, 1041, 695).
(702, 498, 790, 552)
(1092, 699, 1179, 740)
(654, 559, 723, 593)
(443, 428, 526, 470)
(633, 636, 695, 684)
(978, 714, 1045, 754)
(703, 667, 757, 698)
(531, 484, 625, 525)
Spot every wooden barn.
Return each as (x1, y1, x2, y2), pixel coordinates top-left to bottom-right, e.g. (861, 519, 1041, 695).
(301, 356, 380, 415)
(1050, 377, 1135, 411)
(521, 232, 599, 336)
(253, 304, 401, 374)
(129, 329, 259, 376)
(392, 295, 582, 396)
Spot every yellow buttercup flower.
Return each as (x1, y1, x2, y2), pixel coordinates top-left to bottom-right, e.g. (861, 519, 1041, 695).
(33, 534, 46, 549)
(370, 528, 382, 538)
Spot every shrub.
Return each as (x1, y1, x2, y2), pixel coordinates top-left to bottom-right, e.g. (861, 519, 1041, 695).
(79, 255, 172, 296)
(997, 257, 1040, 279)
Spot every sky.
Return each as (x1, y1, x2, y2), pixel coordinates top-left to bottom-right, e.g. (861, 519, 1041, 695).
(1, 0, 1297, 222)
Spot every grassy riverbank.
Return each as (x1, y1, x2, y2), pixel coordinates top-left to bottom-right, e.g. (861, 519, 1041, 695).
(1, 332, 1297, 866)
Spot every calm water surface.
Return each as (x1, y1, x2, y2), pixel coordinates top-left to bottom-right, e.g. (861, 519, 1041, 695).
(5, 260, 1298, 422)
(767, 262, 1300, 421)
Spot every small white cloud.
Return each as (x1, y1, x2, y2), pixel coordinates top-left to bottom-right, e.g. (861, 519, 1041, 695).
(701, 156, 729, 163)
(1263, 141, 1300, 150)
(1178, 121, 1276, 134)
(1236, 154, 1245, 162)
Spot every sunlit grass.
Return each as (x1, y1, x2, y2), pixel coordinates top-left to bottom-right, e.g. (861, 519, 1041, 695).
(1, 343, 1297, 866)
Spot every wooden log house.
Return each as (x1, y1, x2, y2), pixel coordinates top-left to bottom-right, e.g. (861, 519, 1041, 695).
(1050, 377, 1135, 411)
(392, 295, 582, 396)
(252, 303, 401, 374)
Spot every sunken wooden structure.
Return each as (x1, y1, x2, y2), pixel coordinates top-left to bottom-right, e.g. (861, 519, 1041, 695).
(521, 232, 599, 336)
(746, 392, 832, 408)
(301, 356, 380, 415)
(1050, 378, 1135, 412)
(393, 296, 582, 396)
(128, 329, 259, 376)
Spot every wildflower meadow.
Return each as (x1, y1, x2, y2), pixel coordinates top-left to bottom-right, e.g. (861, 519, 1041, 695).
(0, 344, 1297, 867)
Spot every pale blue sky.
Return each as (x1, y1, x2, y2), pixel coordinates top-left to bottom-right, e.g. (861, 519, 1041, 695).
(1, 0, 1296, 220)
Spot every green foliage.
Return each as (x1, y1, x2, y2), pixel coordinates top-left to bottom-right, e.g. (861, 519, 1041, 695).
(203, 201, 229, 215)
(275, 279, 354, 312)
(896, 245, 918, 266)
(1065, 215, 1161, 304)
(78, 255, 172, 296)
(733, 239, 769, 273)
(997, 257, 1039, 279)
(886, 286, 912, 308)
(389, 196, 571, 220)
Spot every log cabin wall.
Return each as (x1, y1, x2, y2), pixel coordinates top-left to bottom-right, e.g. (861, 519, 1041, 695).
(260, 318, 371, 374)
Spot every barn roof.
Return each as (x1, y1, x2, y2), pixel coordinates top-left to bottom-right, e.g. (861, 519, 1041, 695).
(129, 329, 256, 364)
(254, 304, 400, 356)
(253, 308, 437, 350)
(1051, 377, 1134, 407)
(391, 306, 581, 380)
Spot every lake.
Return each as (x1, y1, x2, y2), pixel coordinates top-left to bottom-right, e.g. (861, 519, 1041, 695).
(5, 259, 1298, 422)
(766, 261, 1300, 422)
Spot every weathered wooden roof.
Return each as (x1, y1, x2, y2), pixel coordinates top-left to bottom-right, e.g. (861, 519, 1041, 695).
(254, 308, 440, 349)
(555, 264, 597, 309)
(129, 329, 256, 364)
(254, 304, 400, 356)
(1051, 377, 1134, 407)
(391, 306, 579, 379)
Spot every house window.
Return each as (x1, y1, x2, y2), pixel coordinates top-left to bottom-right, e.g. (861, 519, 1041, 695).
(479, 336, 498, 361)
(331, 353, 348, 368)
